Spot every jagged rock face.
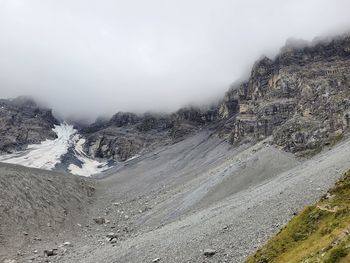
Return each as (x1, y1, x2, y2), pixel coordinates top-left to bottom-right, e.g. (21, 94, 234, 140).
(2, 36, 349, 161)
(219, 35, 350, 155)
(0, 97, 59, 153)
(136, 113, 173, 132)
(82, 107, 218, 161)
(84, 35, 350, 160)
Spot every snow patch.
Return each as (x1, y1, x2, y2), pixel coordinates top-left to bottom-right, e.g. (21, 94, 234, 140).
(68, 137, 109, 177)
(0, 123, 110, 176)
(0, 123, 75, 170)
(125, 154, 140, 162)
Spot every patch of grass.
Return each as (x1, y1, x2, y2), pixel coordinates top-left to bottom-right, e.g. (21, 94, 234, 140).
(297, 145, 323, 158)
(246, 170, 350, 263)
(328, 133, 344, 148)
(299, 133, 344, 158)
(324, 246, 348, 263)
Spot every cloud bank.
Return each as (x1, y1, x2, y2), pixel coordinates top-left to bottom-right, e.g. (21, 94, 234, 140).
(0, 0, 350, 121)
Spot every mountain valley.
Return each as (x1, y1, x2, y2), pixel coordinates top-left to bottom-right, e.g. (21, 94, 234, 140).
(1, 34, 350, 263)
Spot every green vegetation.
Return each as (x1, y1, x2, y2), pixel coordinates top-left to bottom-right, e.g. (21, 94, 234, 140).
(324, 246, 348, 263)
(328, 133, 344, 148)
(246, 170, 350, 263)
(300, 133, 344, 158)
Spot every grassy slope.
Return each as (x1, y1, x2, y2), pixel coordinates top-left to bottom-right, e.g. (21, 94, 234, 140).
(246, 170, 350, 263)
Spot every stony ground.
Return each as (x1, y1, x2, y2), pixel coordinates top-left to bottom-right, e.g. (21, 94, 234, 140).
(0, 164, 95, 262)
(1, 131, 350, 263)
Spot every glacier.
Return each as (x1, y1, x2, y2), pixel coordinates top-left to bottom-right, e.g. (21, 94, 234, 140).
(0, 123, 109, 176)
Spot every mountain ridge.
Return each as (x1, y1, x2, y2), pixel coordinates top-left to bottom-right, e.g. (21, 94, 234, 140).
(0, 33, 350, 172)
(1, 33, 350, 263)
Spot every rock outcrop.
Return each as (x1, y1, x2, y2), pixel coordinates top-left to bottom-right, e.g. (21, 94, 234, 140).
(218, 35, 350, 156)
(2, 35, 350, 161)
(0, 97, 59, 153)
(81, 107, 218, 161)
(80, 35, 350, 161)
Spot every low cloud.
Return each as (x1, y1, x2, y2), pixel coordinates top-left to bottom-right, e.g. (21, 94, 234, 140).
(0, 0, 350, 121)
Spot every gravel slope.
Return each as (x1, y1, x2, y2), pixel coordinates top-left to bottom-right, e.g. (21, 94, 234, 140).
(0, 164, 95, 262)
(1, 132, 350, 263)
(79, 136, 350, 263)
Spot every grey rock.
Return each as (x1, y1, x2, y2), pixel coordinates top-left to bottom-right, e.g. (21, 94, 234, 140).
(110, 238, 117, 244)
(1, 36, 350, 166)
(44, 249, 57, 257)
(93, 217, 106, 225)
(62, 241, 72, 247)
(106, 232, 118, 239)
(81, 107, 218, 162)
(203, 249, 216, 257)
(0, 97, 58, 154)
(218, 35, 350, 155)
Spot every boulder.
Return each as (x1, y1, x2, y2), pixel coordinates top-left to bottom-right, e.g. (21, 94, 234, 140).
(203, 249, 216, 257)
(44, 249, 58, 257)
(93, 217, 106, 225)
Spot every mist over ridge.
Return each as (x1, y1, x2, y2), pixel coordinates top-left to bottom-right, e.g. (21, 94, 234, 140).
(1, 0, 350, 122)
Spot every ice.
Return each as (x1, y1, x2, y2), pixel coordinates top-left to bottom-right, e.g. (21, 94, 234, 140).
(0, 123, 75, 170)
(68, 136, 109, 177)
(0, 123, 110, 176)
(125, 154, 140, 162)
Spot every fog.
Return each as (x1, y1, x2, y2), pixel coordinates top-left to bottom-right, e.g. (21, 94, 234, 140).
(0, 0, 350, 121)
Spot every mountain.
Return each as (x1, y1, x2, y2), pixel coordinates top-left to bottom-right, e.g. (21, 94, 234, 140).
(81, 107, 218, 162)
(1, 35, 349, 171)
(81, 34, 350, 164)
(0, 97, 58, 154)
(218, 35, 350, 155)
(246, 169, 350, 263)
(2, 122, 350, 263)
(1, 34, 350, 263)
(0, 100, 218, 174)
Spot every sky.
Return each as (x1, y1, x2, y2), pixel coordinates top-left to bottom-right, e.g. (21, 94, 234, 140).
(0, 0, 350, 121)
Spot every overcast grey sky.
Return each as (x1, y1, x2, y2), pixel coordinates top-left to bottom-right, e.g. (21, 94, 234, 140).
(0, 0, 350, 121)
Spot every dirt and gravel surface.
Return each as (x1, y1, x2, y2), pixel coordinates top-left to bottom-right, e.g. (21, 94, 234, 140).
(1, 131, 350, 263)
(0, 164, 95, 262)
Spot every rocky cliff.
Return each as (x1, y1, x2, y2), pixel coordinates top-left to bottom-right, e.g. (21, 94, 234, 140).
(81, 107, 218, 161)
(218, 35, 350, 156)
(1, 35, 350, 162)
(0, 97, 59, 153)
(79, 35, 350, 161)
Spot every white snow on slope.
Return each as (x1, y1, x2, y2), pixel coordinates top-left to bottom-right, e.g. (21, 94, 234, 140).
(0, 123, 109, 176)
(68, 136, 109, 177)
(0, 123, 75, 170)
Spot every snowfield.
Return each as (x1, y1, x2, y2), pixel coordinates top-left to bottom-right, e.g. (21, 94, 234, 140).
(68, 137, 109, 177)
(0, 123, 74, 170)
(0, 123, 109, 176)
